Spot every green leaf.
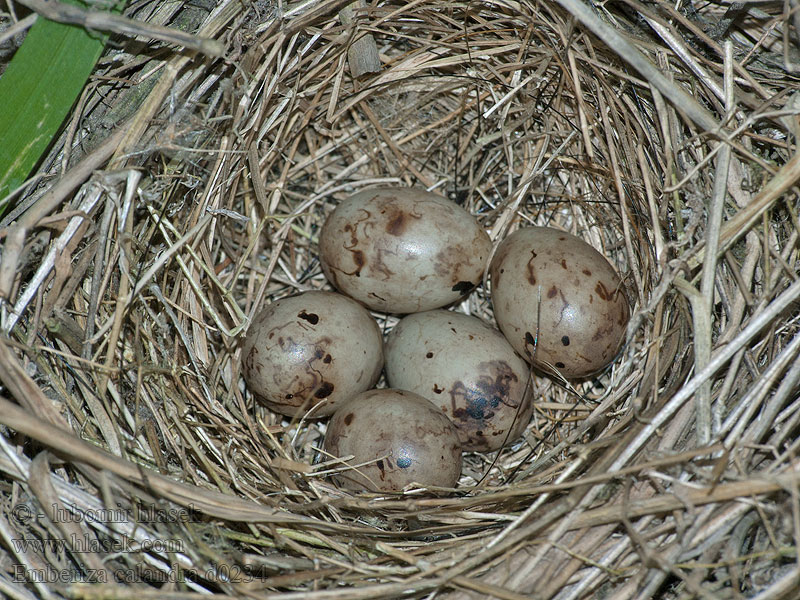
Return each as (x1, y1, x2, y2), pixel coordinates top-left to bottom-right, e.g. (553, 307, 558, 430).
(0, 2, 113, 211)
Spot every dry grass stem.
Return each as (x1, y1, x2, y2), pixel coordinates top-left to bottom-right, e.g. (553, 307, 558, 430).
(16, 0, 224, 56)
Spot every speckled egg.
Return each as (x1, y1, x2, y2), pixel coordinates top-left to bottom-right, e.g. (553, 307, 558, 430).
(489, 227, 629, 378)
(323, 389, 462, 492)
(385, 310, 533, 451)
(241, 291, 384, 417)
(318, 187, 492, 313)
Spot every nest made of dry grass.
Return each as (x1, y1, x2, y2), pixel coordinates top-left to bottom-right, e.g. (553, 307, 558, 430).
(2, 0, 800, 598)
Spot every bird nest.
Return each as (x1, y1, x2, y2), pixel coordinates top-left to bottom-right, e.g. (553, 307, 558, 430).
(2, 0, 800, 598)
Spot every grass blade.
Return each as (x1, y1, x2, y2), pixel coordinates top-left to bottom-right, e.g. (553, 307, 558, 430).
(0, 2, 113, 209)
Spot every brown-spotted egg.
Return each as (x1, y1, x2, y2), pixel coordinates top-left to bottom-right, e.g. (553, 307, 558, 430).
(241, 291, 383, 417)
(324, 389, 462, 492)
(318, 187, 491, 313)
(489, 227, 629, 378)
(385, 310, 533, 451)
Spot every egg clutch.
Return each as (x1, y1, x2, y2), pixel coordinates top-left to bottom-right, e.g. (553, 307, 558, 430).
(241, 187, 630, 492)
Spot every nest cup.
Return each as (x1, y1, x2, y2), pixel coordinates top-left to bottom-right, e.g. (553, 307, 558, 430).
(2, 0, 799, 597)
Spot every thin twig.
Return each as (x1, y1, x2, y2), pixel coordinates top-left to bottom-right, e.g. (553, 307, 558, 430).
(15, 0, 224, 56)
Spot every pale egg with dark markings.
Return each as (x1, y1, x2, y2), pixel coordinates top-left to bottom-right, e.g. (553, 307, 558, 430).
(241, 291, 383, 417)
(489, 227, 630, 378)
(323, 389, 462, 492)
(385, 310, 533, 451)
(318, 187, 492, 313)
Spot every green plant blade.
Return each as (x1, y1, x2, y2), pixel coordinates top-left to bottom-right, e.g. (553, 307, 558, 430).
(0, 3, 111, 210)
